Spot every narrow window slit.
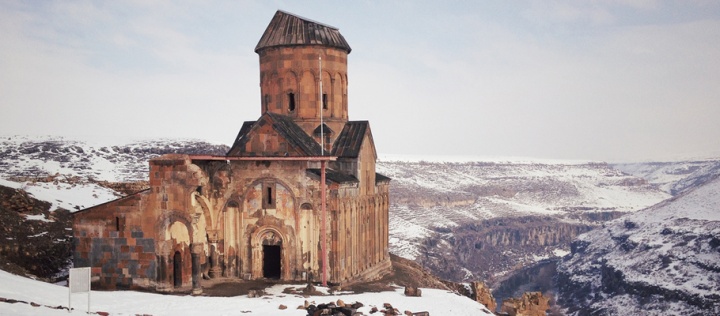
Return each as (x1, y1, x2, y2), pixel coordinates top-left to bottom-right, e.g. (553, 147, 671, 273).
(288, 93, 295, 111)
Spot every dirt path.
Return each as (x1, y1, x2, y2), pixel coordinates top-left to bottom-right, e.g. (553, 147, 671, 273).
(200, 254, 463, 297)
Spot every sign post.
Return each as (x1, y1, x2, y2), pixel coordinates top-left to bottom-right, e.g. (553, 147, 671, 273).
(69, 267, 91, 313)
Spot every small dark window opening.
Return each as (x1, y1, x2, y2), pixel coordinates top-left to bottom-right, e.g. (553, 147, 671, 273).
(173, 251, 182, 287)
(262, 183, 276, 209)
(264, 94, 270, 112)
(288, 93, 295, 112)
(115, 217, 120, 231)
(322, 93, 328, 110)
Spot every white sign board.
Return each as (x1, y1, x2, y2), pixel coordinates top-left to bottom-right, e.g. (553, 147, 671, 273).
(69, 267, 91, 312)
(69, 267, 90, 293)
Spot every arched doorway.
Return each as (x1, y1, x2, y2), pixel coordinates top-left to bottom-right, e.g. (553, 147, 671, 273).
(261, 231, 282, 279)
(263, 244, 281, 279)
(173, 251, 182, 287)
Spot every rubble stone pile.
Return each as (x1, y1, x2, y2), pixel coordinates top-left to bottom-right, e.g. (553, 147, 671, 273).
(298, 299, 431, 316)
(500, 292, 549, 316)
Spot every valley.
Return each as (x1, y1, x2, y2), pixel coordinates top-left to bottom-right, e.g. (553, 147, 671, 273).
(1, 136, 719, 314)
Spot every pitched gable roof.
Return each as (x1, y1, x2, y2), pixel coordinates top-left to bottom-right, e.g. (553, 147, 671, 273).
(227, 112, 323, 157)
(375, 173, 391, 184)
(313, 123, 334, 136)
(306, 168, 359, 184)
(331, 121, 376, 158)
(255, 10, 351, 53)
(227, 120, 256, 154)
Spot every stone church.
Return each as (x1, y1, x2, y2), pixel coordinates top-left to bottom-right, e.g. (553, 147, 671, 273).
(73, 10, 391, 293)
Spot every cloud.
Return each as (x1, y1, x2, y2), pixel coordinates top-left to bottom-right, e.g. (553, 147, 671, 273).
(1, 1, 719, 161)
(522, 1, 616, 25)
(351, 4, 720, 161)
(0, 1, 261, 144)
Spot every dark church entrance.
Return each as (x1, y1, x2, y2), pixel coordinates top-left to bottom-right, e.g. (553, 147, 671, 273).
(262, 245, 281, 279)
(173, 251, 182, 287)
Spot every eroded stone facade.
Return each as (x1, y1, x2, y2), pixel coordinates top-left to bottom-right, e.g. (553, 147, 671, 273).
(73, 10, 391, 292)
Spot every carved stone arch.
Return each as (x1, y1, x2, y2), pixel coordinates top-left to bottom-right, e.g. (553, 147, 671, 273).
(241, 176, 298, 208)
(321, 69, 332, 86)
(331, 72, 343, 117)
(300, 69, 317, 83)
(282, 69, 299, 92)
(155, 210, 195, 244)
(224, 199, 241, 210)
(260, 70, 278, 87)
(249, 225, 296, 280)
(254, 227, 284, 246)
(304, 67, 318, 81)
(300, 202, 313, 210)
(192, 192, 213, 229)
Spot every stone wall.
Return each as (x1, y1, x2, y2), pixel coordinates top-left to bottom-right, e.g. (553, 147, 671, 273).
(258, 45, 349, 139)
(74, 152, 390, 291)
(73, 192, 157, 290)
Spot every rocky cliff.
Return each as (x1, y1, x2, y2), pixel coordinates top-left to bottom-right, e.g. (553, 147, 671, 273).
(556, 176, 720, 315)
(416, 216, 598, 283)
(2, 136, 719, 313)
(0, 185, 72, 280)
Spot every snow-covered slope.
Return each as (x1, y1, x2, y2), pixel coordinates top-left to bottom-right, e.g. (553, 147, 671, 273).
(0, 269, 493, 316)
(0, 178, 118, 212)
(378, 160, 670, 262)
(556, 176, 720, 315)
(0, 135, 228, 211)
(0, 135, 228, 182)
(2, 135, 718, 297)
(615, 160, 720, 195)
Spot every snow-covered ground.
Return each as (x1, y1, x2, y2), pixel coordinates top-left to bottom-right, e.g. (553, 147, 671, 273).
(0, 135, 229, 211)
(0, 269, 493, 316)
(615, 160, 720, 194)
(378, 160, 672, 260)
(557, 175, 720, 315)
(0, 135, 228, 183)
(0, 178, 118, 212)
(379, 153, 598, 165)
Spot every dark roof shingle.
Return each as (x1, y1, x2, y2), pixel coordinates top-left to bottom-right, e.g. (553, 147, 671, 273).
(255, 10, 351, 53)
(375, 173, 391, 183)
(332, 121, 369, 158)
(227, 112, 323, 157)
(313, 123, 333, 136)
(307, 168, 359, 184)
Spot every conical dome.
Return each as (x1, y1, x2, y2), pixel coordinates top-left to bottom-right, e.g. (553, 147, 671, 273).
(255, 10, 351, 53)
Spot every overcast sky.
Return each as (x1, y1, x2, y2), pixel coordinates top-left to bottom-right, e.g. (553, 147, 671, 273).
(1, 1, 719, 162)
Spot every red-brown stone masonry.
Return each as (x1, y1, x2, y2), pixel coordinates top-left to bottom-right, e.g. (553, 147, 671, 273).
(75, 152, 390, 288)
(73, 191, 158, 290)
(258, 45, 349, 137)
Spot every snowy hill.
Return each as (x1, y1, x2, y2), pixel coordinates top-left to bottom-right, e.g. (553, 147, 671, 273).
(2, 135, 719, 311)
(614, 160, 720, 195)
(377, 160, 673, 282)
(0, 135, 228, 182)
(0, 269, 493, 316)
(0, 135, 228, 211)
(556, 175, 720, 315)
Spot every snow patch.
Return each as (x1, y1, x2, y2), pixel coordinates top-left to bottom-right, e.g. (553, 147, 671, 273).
(0, 269, 493, 316)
